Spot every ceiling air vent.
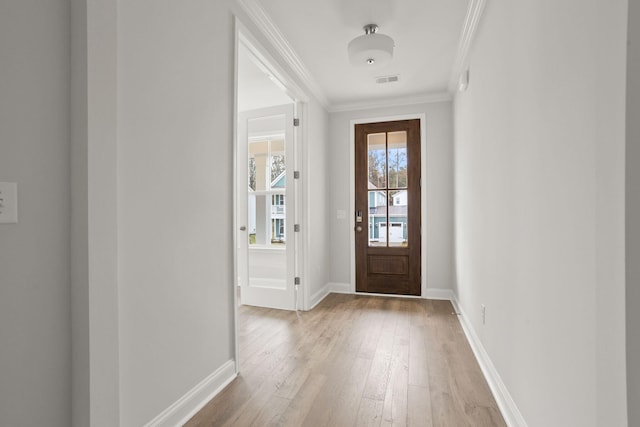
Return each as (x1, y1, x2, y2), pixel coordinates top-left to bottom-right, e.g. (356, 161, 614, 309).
(375, 74, 399, 84)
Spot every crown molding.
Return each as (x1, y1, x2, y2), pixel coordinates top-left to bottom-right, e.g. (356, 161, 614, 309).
(328, 92, 452, 113)
(448, 0, 487, 93)
(235, 0, 330, 108)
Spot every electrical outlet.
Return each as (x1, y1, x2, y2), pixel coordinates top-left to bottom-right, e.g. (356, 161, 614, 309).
(481, 304, 486, 325)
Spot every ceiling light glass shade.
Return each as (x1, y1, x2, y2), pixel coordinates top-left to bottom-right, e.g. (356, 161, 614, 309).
(348, 26, 394, 67)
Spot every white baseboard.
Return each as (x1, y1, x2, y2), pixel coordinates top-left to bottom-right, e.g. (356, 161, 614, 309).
(143, 359, 237, 427)
(423, 288, 455, 300)
(328, 282, 352, 294)
(450, 296, 528, 427)
(309, 283, 331, 310)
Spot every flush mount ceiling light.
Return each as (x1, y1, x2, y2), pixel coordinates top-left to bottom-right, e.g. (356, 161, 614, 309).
(348, 24, 394, 68)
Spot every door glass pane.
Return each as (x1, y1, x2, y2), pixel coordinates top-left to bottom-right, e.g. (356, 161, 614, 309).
(368, 133, 387, 189)
(387, 131, 407, 189)
(389, 189, 408, 247)
(271, 193, 285, 245)
(248, 137, 287, 248)
(368, 190, 387, 247)
(249, 141, 269, 191)
(250, 194, 268, 245)
(248, 157, 256, 191)
(244, 112, 289, 294)
(270, 139, 285, 189)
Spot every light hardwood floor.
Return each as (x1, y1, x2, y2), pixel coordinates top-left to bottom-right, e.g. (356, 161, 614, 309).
(185, 293, 506, 427)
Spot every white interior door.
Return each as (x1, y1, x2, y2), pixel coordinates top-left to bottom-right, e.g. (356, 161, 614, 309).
(237, 104, 296, 310)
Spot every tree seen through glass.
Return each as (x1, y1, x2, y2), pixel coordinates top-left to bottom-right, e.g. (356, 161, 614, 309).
(271, 154, 285, 183)
(388, 146, 407, 189)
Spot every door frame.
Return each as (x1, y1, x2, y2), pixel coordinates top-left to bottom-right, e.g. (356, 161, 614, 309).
(233, 17, 309, 374)
(349, 114, 427, 296)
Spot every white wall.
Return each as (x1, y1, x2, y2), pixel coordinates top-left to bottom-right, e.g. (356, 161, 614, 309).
(0, 1, 330, 425)
(628, 0, 640, 424)
(327, 102, 454, 293)
(117, 1, 236, 425)
(305, 100, 331, 305)
(0, 1, 71, 426)
(453, 0, 627, 425)
(114, 3, 331, 422)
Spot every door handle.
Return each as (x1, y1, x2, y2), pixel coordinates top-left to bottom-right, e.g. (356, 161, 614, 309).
(355, 226, 362, 232)
(239, 226, 247, 231)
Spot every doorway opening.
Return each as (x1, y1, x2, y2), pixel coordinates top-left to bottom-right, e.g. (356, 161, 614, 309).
(233, 18, 308, 373)
(234, 19, 309, 374)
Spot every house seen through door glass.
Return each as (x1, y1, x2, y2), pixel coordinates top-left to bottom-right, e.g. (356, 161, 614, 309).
(248, 138, 286, 246)
(367, 131, 408, 247)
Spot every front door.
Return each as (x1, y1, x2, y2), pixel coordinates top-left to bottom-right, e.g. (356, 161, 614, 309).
(355, 120, 421, 295)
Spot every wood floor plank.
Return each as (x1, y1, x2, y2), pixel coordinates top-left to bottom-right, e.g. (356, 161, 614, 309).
(408, 325, 429, 388)
(407, 385, 433, 427)
(324, 355, 374, 426)
(362, 310, 395, 400)
(185, 294, 506, 427)
(277, 372, 328, 427)
(300, 302, 375, 426)
(249, 395, 291, 427)
(380, 336, 410, 426)
(356, 397, 385, 427)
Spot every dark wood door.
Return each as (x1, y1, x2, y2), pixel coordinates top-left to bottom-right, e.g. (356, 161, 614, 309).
(355, 120, 421, 295)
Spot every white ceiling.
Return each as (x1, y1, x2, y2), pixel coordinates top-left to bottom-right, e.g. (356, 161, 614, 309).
(253, 0, 470, 109)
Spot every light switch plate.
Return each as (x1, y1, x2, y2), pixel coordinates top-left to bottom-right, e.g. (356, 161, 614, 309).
(336, 210, 346, 220)
(0, 182, 18, 223)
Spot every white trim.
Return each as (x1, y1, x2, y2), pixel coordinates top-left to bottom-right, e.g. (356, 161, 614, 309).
(232, 16, 241, 377)
(248, 132, 285, 141)
(450, 296, 528, 427)
(328, 282, 352, 294)
(423, 288, 455, 301)
(248, 278, 287, 290)
(309, 283, 331, 310)
(448, 0, 487, 93)
(298, 101, 311, 311)
(235, 0, 329, 108)
(329, 92, 452, 113)
(236, 21, 309, 105)
(349, 113, 428, 297)
(143, 360, 237, 427)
